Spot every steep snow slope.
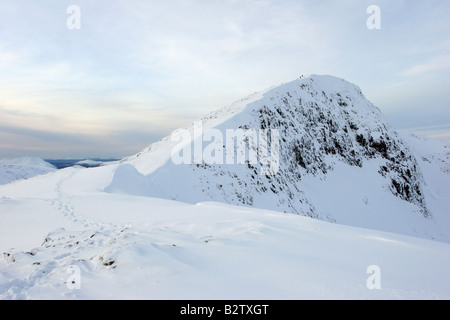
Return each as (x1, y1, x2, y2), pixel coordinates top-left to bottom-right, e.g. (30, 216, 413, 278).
(116, 75, 448, 241)
(0, 157, 57, 185)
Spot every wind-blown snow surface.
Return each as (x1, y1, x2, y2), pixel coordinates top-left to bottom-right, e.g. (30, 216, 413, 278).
(0, 165, 449, 299)
(0, 157, 56, 185)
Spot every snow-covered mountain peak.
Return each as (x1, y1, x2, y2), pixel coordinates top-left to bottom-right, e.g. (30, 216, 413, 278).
(198, 74, 369, 126)
(119, 75, 435, 228)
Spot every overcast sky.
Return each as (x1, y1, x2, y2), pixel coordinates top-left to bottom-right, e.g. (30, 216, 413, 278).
(1, 0, 449, 158)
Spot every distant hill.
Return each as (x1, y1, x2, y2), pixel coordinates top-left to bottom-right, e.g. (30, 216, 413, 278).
(0, 157, 57, 185)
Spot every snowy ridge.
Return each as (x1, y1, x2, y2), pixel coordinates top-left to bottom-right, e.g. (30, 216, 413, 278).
(118, 75, 446, 241)
(0, 157, 57, 185)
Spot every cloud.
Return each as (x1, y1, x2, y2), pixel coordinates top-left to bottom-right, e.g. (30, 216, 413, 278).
(0, 122, 165, 159)
(400, 55, 450, 77)
(1, 0, 450, 157)
(427, 132, 450, 143)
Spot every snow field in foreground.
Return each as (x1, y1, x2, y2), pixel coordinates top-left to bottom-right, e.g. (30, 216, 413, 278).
(1, 190, 449, 299)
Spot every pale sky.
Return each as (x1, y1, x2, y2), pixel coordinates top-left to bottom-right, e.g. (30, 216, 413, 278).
(0, 0, 449, 158)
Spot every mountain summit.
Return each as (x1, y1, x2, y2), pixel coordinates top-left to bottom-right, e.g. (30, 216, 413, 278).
(107, 74, 449, 240)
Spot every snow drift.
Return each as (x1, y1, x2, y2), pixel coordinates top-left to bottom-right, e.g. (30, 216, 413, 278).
(104, 164, 151, 197)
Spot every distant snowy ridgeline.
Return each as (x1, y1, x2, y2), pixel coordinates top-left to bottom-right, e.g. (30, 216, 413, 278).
(46, 159, 118, 169)
(0, 157, 118, 185)
(0, 157, 57, 185)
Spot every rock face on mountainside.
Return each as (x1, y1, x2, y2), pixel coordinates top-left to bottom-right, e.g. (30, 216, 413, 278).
(121, 75, 430, 220)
